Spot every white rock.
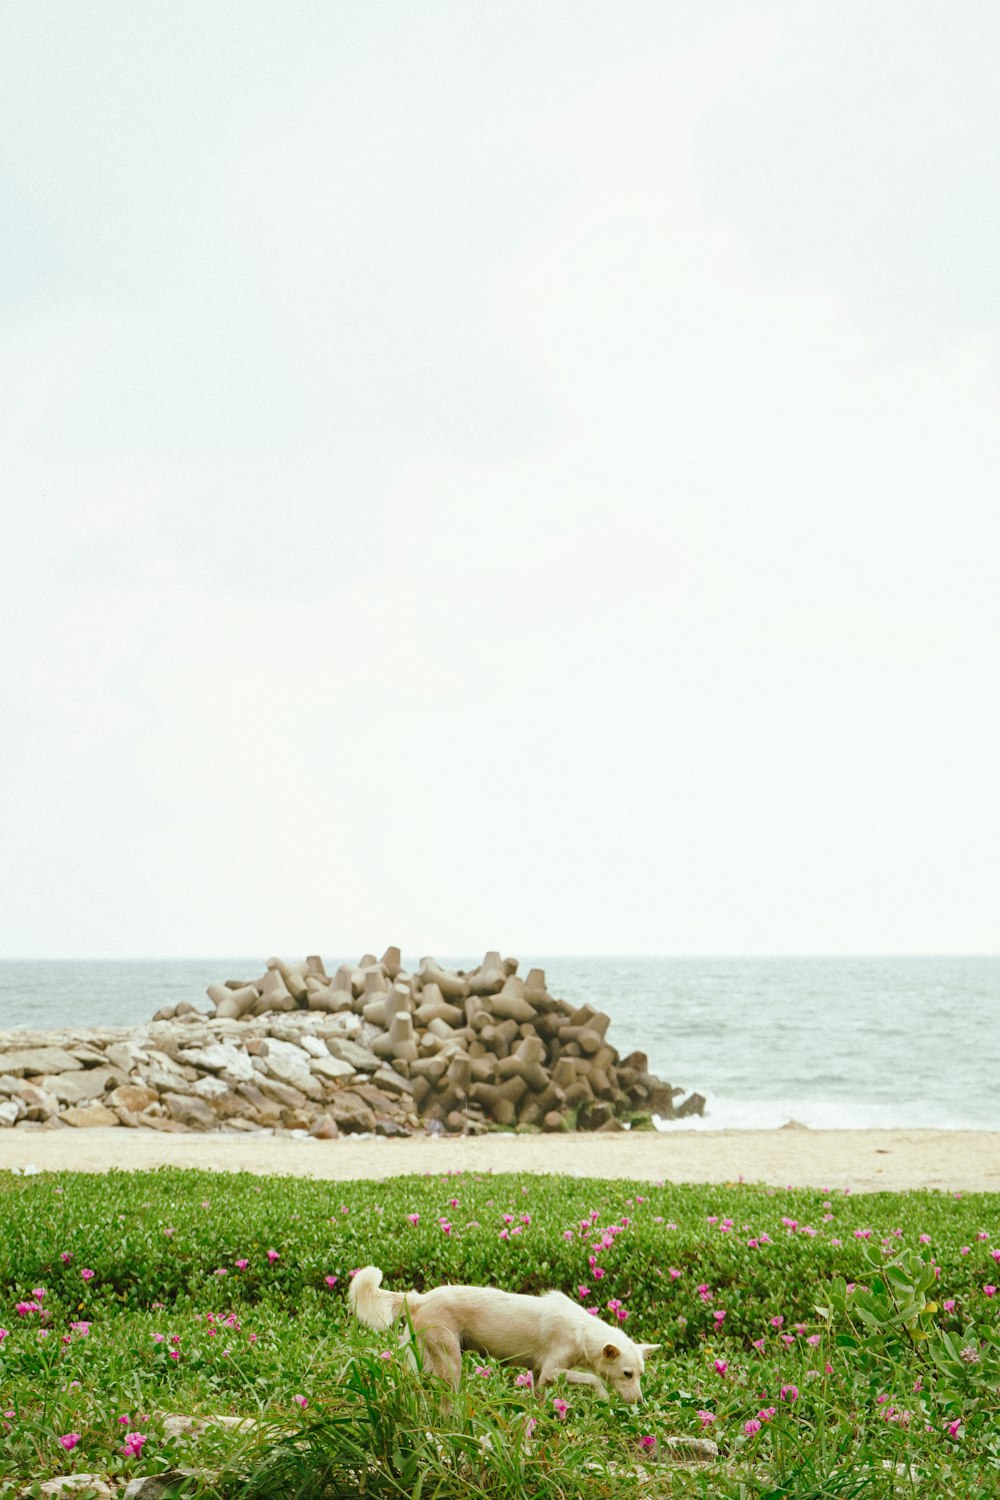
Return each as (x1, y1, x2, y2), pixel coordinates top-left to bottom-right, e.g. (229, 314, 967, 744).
(191, 1075, 231, 1101)
(37, 1475, 114, 1498)
(309, 1054, 354, 1081)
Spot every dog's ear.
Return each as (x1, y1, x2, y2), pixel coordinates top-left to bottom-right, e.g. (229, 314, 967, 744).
(602, 1343, 620, 1360)
(638, 1343, 661, 1357)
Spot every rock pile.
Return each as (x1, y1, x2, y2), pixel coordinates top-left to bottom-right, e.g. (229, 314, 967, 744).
(0, 950, 704, 1137)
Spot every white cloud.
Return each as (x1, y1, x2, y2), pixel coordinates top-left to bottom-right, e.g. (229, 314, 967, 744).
(1, 10, 997, 956)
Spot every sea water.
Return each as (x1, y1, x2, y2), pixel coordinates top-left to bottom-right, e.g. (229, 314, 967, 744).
(0, 955, 996, 1132)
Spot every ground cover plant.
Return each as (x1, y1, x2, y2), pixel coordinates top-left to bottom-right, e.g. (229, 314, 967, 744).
(0, 1167, 997, 1498)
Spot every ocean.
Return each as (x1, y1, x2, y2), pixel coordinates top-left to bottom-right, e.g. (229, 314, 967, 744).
(0, 955, 996, 1132)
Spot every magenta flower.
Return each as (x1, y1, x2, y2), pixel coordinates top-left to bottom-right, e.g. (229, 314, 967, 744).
(80, 1269, 95, 1282)
(407, 1213, 420, 1226)
(118, 1415, 130, 1427)
(744, 1418, 762, 1436)
(947, 1419, 962, 1438)
(324, 1275, 338, 1288)
(696, 1410, 716, 1429)
(514, 1371, 534, 1388)
(943, 1299, 956, 1312)
(0, 1329, 8, 1342)
(638, 1435, 656, 1450)
(714, 1359, 728, 1375)
(983, 1285, 997, 1298)
(60, 1251, 73, 1264)
(122, 1432, 147, 1458)
(267, 1249, 279, 1263)
(58, 1433, 82, 1451)
(474, 1365, 492, 1376)
(781, 1385, 799, 1402)
(293, 1394, 308, 1408)
(235, 1259, 249, 1269)
(552, 1398, 569, 1420)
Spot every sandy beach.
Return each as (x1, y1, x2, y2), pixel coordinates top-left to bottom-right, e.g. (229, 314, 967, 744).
(1, 1127, 997, 1192)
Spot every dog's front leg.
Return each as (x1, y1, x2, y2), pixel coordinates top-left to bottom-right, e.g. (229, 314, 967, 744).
(537, 1364, 609, 1400)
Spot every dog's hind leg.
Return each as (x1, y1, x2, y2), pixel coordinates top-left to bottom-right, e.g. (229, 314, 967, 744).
(418, 1326, 462, 1390)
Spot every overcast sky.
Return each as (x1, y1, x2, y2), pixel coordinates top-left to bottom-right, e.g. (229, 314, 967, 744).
(2, 1, 998, 959)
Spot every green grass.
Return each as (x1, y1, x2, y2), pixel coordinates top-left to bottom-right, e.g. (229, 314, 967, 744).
(0, 1167, 997, 1497)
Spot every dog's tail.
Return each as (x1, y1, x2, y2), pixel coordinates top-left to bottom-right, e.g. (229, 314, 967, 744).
(348, 1265, 416, 1330)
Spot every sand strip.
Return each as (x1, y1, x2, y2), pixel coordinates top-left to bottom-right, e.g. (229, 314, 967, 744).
(1, 1128, 998, 1192)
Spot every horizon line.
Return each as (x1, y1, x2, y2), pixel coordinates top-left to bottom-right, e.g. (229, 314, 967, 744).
(1, 951, 998, 963)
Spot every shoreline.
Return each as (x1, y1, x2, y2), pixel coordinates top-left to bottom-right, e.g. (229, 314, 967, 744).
(1, 1127, 998, 1192)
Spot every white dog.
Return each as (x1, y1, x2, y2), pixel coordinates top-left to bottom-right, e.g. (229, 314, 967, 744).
(349, 1265, 658, 1403)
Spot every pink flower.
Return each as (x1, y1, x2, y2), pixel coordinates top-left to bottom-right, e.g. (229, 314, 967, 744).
(474, 1365, 492, 1376)
(552, 1398, 569, 1419)
(696, 1410, 716, 1429)
(214, 1268, 227, 1277)
(293, 1394, 308, 1408)
(407, 1214, 420, 1226)
(714, 1360, 728, 1375)
(58, 1433, 82, 1451)
(379, 1350, 392, 1361)
(235, 1259, 249, 1270)
(781, 1385, 799, 1402)
(757, 1406, 776, 1422)
(770, 1315, 784, 1329)
(744, 1418, 762, 1436)
(983, 1285, 997, 1298)
(324, 1275, 338, 1288)
(943, 1299, 956, 1312)
(267, 1250, 279, 1263)
(515, 1372, 534, 1388)
(668, 1267, 681, 1280)
(713, 1310, 726, 1325)
(577, 1285, 590, 1299)
(32, 1288, 45, 1299)
(947, 1419, 962, 1439)
(80, 1269, 95, 1282)
(118, 1415, 130, 1427)
(122, 1432, 147, 1458)
(60, 1252, 73, 1264)
(0, 1329, 8, 1342)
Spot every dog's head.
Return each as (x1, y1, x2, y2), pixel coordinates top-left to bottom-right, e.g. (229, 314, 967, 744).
(596, 1337, 660, 1404)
